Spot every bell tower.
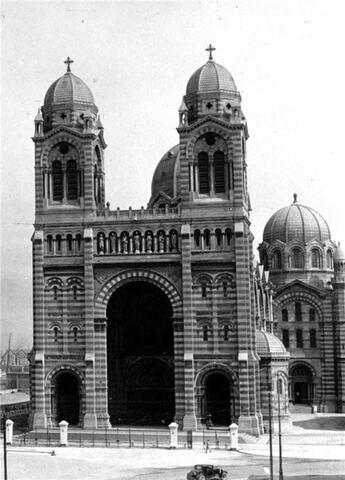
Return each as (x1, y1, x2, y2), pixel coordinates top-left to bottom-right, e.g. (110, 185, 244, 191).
(33, 57, 106, 220)
(30, 59, 107, 429)
(176, 47, 262, 433)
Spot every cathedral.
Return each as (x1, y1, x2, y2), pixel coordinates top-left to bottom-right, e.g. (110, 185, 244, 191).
(30, 49, 345, 435)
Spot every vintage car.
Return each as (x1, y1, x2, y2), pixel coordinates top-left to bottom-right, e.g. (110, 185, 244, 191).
(186, 464, 228, 480)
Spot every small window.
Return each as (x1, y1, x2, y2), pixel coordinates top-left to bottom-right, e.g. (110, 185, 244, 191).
(203, 325, 209, 341)
(292, 248, 303, 269)
(47, 235, 53, 254)
(295, 302, 302, 321)
(214, 151, 225, 193)
(309, 308, 316, 322)
(201, 282, 207, 298)
(66, 160, 78, 200)
(53, 286, 58, 301)
(76, 234, 82, 252)
(204, 229, 210, 248)
(194, 229, 201, 248)
(52, 161, 63, 201)
(73, 327, 78, 343)
(310, 329, 317, 348)
(66, 234, 73, 252)
(56, 235, 62, 253)
(225, 228, 232, 246)
(73, 285, 77, 300)
(326, 250, 333, 269)
(272, 250, 282, 269)
(282, 309, 288, 322)
(223, 325, 229, 341)
(296, 329, 303, 348)
(198, 152, 210, 194)
(53, 327, 59, 342)
(311, 249, 321, 269)
(215, 229, 222, 247)
(223, 281, 228, 297)
(282, 329, 290, 348)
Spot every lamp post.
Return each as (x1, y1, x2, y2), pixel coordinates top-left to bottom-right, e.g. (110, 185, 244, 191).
(277, 378, 284, 480)
(2, 415, 8, 480)
(268, 385, 273, 480)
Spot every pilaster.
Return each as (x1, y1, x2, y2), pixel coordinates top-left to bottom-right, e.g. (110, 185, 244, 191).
(181, 224, 197, 429)
(31, 230, 47, 428)
(83, 227, 97, 428)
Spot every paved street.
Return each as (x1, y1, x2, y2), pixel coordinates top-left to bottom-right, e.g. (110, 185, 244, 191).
(3, 445, 345, 480)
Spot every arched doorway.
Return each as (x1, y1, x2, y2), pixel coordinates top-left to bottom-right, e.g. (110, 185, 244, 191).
(106, 281, 174, 425)
(54, 371, 80, 425)
(290, 364, 314, 404)
(205, 372, 231, 426)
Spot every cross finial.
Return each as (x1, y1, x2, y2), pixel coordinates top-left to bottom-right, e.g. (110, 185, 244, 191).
(64, 56, 74, 73)
(205, 44, 216, 60)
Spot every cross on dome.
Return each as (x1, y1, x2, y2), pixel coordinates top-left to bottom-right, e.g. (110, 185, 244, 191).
(205, 44, 216, 60)
(64, 56, 74, 73)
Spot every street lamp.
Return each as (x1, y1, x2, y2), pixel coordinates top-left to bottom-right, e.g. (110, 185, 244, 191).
(277, 377, 284, 480)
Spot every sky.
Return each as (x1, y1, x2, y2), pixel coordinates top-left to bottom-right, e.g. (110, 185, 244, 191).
(1, 0, 345, 350)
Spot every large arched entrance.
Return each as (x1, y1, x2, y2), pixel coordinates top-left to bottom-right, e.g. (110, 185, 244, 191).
(54, 371, 80, 425)
(205, 372, 231, 426)
(106, 281, 175, 425)
(290, 364, 314, 404)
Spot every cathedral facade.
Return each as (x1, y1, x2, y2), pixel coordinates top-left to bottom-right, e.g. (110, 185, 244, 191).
(30, 51, 344, 435)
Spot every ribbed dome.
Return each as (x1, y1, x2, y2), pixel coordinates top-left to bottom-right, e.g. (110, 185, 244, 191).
(263, 196, 331, 244)
(44, 72, 95, 108)
(186, 60, 237, 95)
(150, 145, 180, 200)
(256, 330, 288, 357)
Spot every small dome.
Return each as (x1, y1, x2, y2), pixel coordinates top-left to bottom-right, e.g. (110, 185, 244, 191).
(44, 72, 95, 108)
(186, 60, 237, 95)
(150, 145, 180, 201)
(256, 330, 288, 357)
(334, 244, 345, 261)
(263, 195, 331, 244)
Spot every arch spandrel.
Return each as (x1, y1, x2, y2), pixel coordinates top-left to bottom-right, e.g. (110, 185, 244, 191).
(94, 269, 182, 318)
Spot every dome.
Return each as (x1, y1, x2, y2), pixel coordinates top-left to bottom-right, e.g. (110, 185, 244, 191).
(263, 195, 331, 244)
(256, 330, 288, 357)
(44, 72, 95, 108)
(334, 244, 345, 261)
(186, 60, 237, 95)
(150, 145, 180, 201)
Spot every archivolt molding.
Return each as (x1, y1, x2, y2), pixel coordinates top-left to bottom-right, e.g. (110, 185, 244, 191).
(289, 360, 318, 382)
(185, 123, 234, 161)
(195, 362, 239, 388)
(46, 364, 84, 386)
(41, 134, 85, 167)
(274, 284, 323, 318)
(94, 269, 182, 318)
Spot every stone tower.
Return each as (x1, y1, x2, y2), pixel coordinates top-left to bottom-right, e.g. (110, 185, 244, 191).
(30, 50, 289, 434)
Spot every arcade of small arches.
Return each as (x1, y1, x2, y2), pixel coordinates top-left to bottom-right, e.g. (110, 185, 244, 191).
(265, 245, 334, 271)
(43, 227, 234, 256)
